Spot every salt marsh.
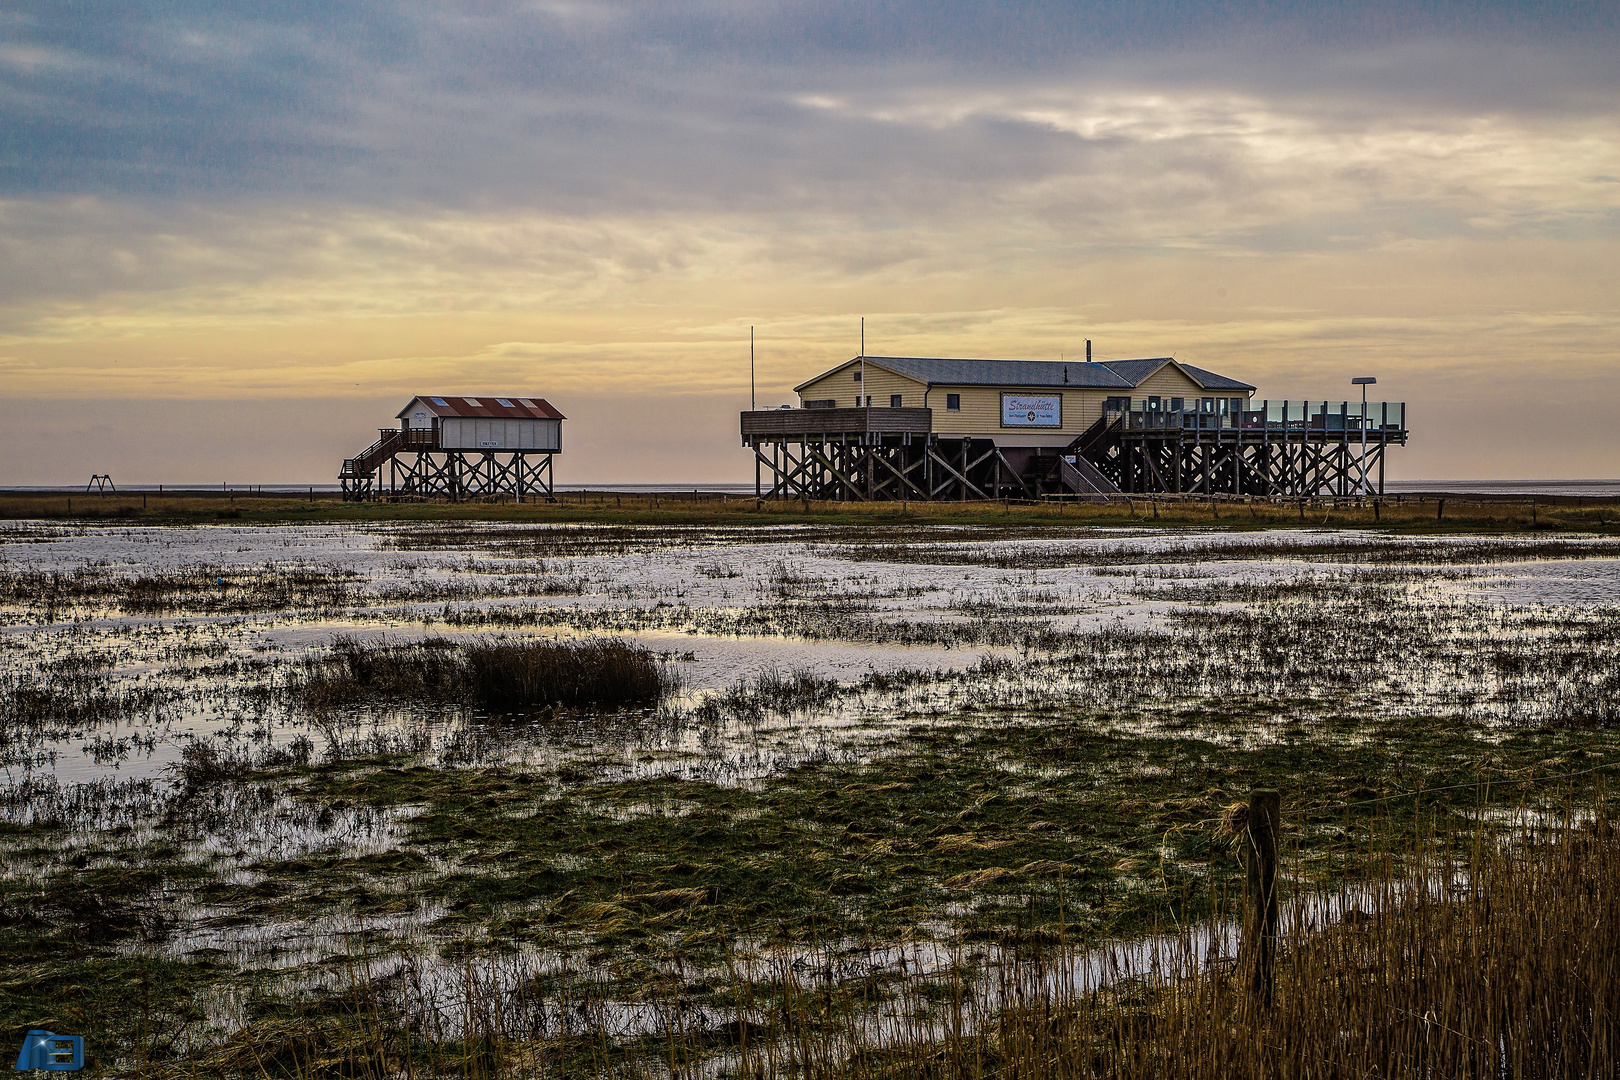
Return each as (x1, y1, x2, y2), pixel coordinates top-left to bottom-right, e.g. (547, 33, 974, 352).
(3, 518, 1618, 1074)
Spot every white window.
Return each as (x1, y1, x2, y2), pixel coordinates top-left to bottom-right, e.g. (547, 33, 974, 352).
(463, 397, 481, 407)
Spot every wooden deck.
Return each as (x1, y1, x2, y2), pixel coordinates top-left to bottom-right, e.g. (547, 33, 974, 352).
(741, 407, 932, 438)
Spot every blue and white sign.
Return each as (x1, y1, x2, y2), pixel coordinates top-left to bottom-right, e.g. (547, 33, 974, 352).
(1001, 393, 1062, 428)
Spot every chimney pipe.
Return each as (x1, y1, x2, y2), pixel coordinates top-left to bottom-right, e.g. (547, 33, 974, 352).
(1086, 339, 1092, 363)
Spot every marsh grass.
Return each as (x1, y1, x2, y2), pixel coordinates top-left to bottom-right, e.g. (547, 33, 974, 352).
(0, 562, 359, 618)
(832, 535, 1620, 570)
(112, 807, 1620, 1080)
(695, 664, 843, 723)
(298, 636, 676, 711)
(0, 654, 169, 763)
(3, 489, 1619, 535)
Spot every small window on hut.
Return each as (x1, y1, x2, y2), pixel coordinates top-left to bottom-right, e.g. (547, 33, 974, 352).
(852, 370, 862, 382)
(890, 394, 903, 408)
(496, 398, 513, 407)
(946, 394, 960, 410)
(519, 398, 536, 408)
(430, 397, 448, 406)
(1170, 397, 1184, 412)
(463, 398, 481, 407)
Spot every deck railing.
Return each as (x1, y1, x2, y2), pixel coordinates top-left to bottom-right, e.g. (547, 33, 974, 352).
(1119, 400, 1406, 434)
(741, 406, 933, 438)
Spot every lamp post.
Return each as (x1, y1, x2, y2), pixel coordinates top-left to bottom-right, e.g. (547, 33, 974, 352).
(1351, 376, 1376, 498)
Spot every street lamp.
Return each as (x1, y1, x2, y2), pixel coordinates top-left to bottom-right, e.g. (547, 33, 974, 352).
(1351, 376, 1377, 498)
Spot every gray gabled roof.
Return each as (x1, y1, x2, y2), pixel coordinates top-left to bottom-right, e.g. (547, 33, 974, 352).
(795, 355, 1255, 393)
(1098, 358, 1172, 385)
(1173, 362, 1256, 392)
(797, 356, 1131, 392)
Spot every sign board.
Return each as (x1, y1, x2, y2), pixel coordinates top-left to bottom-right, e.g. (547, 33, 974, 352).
(1001, 393, 1062, 428)
(478, 440, 502, 448)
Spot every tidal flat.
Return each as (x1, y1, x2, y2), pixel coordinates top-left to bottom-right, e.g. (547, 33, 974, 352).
(2, 519, 1618, 1075)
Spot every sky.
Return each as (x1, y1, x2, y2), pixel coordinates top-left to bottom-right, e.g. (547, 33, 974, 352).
(2, 1, 1617, 484)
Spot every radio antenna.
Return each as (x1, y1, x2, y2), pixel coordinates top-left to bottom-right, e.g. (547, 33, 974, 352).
(859, 317, 866, 409)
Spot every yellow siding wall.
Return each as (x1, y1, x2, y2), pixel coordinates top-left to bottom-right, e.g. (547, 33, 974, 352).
(797, 363, 924, 408)
(928, 385, 1105, 437)
(1132, 366, 1239, 408)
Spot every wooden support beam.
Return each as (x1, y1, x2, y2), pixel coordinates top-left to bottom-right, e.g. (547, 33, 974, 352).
(871, 449, 930, 501)
(993, 448, 1034, 499)
(928, 443, 992, 501)
(808, 443, 868, 501)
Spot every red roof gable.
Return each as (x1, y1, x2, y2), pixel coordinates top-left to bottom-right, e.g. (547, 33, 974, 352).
(397, 396, 566, 421)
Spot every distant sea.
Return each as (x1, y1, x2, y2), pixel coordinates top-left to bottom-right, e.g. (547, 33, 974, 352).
(1383, 480, 1620, 498)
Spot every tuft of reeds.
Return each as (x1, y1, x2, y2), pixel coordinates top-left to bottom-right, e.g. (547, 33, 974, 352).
(695, 664, 844, 722)
(299, 635, 675, 712)
(463, 638, 670, 710)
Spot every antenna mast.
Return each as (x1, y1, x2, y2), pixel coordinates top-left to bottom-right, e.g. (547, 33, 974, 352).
(860, 317, 866, 409)
(750, 326, 755, 411)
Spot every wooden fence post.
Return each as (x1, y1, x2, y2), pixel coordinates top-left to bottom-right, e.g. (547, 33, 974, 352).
(1243, 788, 1281, 1009)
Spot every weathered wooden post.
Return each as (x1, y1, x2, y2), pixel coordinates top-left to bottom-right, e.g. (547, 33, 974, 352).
(1243, 788, 1281, 1009)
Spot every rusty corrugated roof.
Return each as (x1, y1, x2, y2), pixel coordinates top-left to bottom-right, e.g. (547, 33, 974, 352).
(397, 396, 567, 420)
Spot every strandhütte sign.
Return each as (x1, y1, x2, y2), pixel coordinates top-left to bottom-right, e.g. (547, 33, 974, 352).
(1001, 393, 1061, 428)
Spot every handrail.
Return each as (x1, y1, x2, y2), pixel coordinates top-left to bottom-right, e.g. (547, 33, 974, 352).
(1119, 400, 1407, 434)
(343, 428, 405, 479)
(1070, 414, 1121, 458)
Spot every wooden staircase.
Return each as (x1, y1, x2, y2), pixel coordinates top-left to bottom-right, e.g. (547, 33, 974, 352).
(339, 429, 404, 481)
(1069, 413, 1122, 461)
(1023, 414, 1123, 499)
(1016, 444, 1123, 500)
(1057, 454, 1122, 498)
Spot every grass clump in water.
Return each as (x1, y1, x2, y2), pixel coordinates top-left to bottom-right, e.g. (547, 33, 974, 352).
(463, 638, 669, 709)
(300, 635, 673, 711)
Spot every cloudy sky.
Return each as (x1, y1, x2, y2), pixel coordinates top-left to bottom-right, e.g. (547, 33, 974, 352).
(2, 1, 1616, 483)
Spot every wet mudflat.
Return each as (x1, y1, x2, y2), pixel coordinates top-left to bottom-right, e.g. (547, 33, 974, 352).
(2, 519, 1618, 1074)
